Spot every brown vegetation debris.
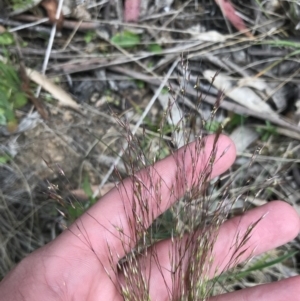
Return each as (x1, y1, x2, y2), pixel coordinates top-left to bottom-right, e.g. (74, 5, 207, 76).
(40, 0, 64, 30)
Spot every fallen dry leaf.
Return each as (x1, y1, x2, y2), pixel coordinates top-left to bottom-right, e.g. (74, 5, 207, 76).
(203, 70, 276, 115)
(124, 0, 140, 22)
(230, 125, 259, 153)
(19, 63, 49, 120)
(41, 0, 64, 29)
(25, 67, 81, 110)
(190, 30, 226, 42)
(214, 0, 254, 38)
(0, 25, 6, 33)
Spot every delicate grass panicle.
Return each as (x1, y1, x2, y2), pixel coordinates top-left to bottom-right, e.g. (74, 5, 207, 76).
(55, 59, 262, 301)
(0, 58, 263, 299)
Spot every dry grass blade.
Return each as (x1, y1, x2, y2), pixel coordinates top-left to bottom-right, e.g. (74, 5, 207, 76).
(25, 67, 80, 110)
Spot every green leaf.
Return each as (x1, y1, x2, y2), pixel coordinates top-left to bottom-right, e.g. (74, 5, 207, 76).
(67, 205, 85, 221)
(136, 80, 145, 89)
(0, 60, 28, 127)
(0, 108, 6, 125)
(0, 32, 14, 46)
(111, 31, 140, 49)
(204, 120, 221, 133)
(0, 90, 10, 108)
(82, 175, 96, 205)
(161, 87, 169, 95)
(21, 41, 28, 47)
(0, 61, 20, 88)
(13, 92, 28, 109)
(256, 121, 278, 141)
(82, 175, 93, 199)
(226, 114, 247, 131)
(147, 43, 162, 53)
(234, 250, 298, 280)
(84, 31, 95, 44)
(0, 154, 11, 164)
(217, 250, 298, 282)
(11, 0, 34, 10)
(4, 106, 16, 122)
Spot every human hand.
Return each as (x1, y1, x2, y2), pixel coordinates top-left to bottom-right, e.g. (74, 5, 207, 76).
(0, 134, 299, 301)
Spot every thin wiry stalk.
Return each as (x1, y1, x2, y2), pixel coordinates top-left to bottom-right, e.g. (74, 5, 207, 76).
(47, 57, 263, 300)
(80, 59, 256, 301)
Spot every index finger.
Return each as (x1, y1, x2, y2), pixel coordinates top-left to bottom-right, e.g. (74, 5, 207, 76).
(68, 134, 236, 261)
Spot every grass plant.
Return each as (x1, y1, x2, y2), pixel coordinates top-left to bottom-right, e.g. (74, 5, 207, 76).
(1, 1, 300, 297)
(0, 53, 297, 299)
(45, 60, 268, 300)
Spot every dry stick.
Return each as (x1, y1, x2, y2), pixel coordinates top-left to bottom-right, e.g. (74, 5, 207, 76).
(0, 17, 52, 34)
(8, 17, 49, 32)
(92, 60, 179, 198)
(35, 0, 65, 98)
(185, 83, 300, 134)
(50, 26, 279, 75)
(87, 0, 109, 10)
(108, 65, 300, 134)
(96, 30, 159, 79)
(11, 14, 215, 34)
(95, 27, 181, 153)
(62, 20, 83, 50)
(150, 0, 192, 40)
(255, 49, 300, 79)
(12, 14, 280, 37)
(51, 40, 203, 74)
(261, 67, 300, 107)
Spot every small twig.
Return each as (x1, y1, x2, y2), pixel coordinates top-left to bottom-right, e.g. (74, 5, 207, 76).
(35, 0, 65, 98)
(62, 20, 83, 50)
(0, 17, 52, 34)
(8, 17, 49, 33)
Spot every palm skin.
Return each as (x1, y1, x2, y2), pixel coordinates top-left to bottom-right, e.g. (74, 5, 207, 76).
(0, 135, 299, 301)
